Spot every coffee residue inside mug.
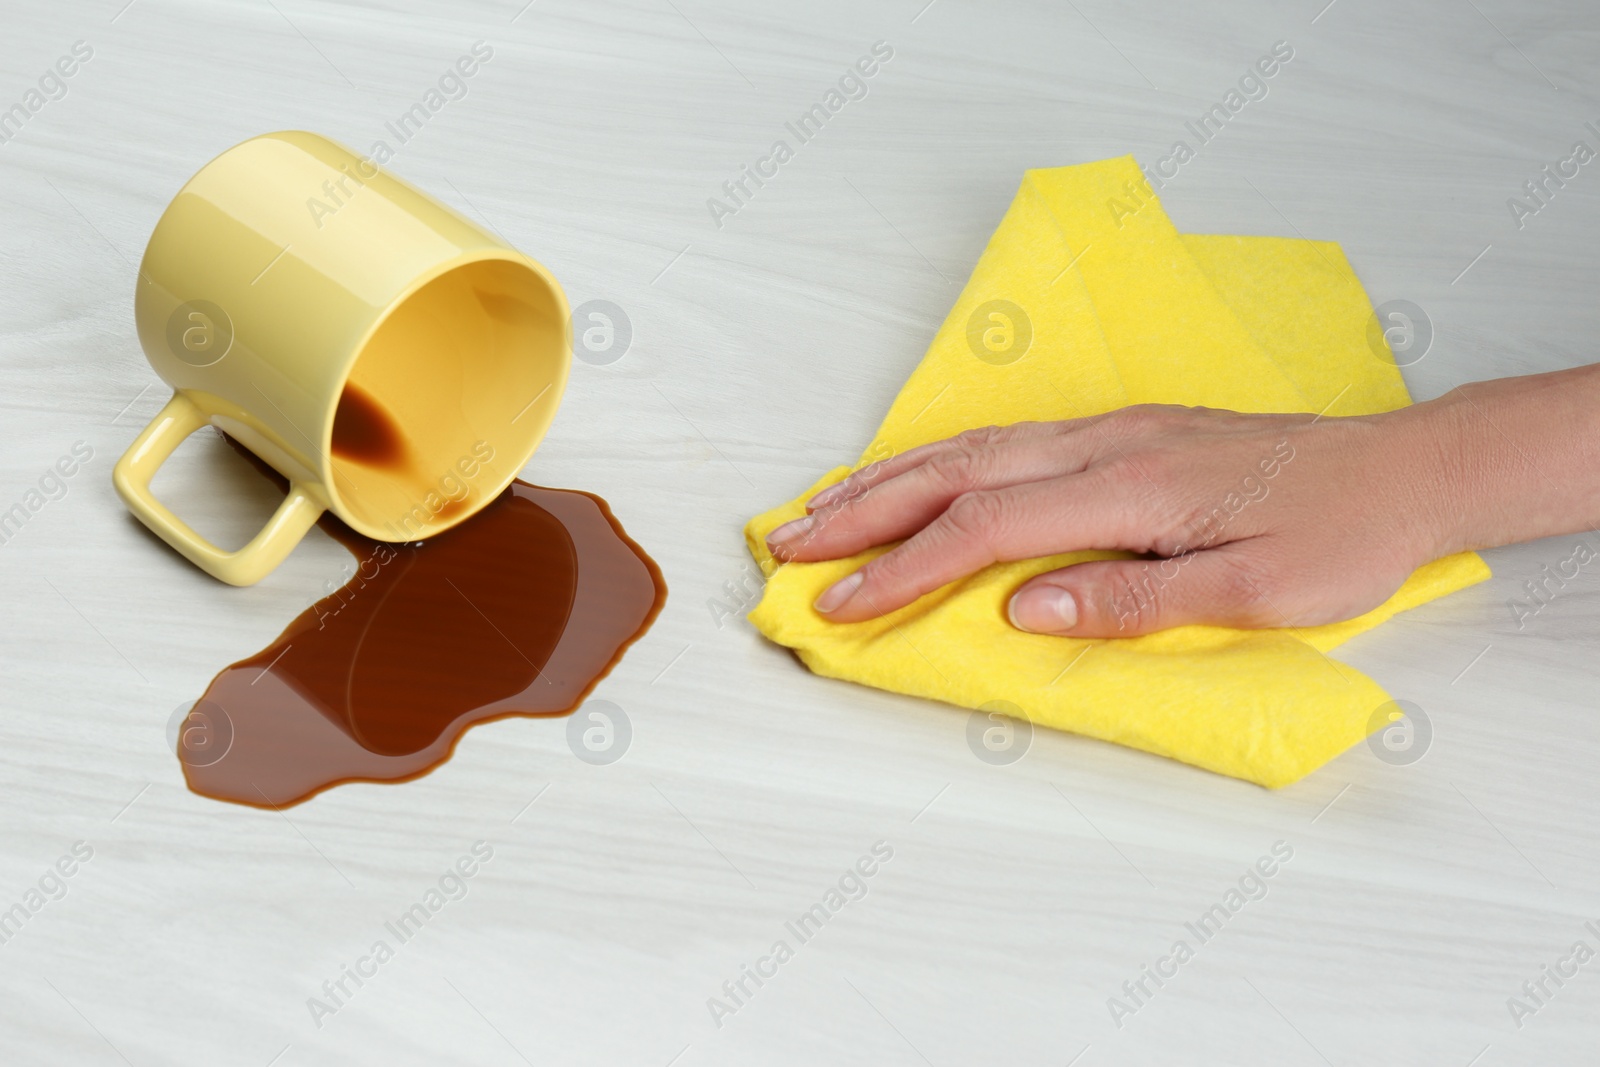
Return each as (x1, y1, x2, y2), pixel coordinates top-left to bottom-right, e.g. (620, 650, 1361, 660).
(331, 381, 408, 468)
(173, 438, 666, 808)
(329, 381, 473, 525)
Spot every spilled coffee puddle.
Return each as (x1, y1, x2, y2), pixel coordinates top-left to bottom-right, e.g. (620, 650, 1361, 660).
(175, 440, 666, 808)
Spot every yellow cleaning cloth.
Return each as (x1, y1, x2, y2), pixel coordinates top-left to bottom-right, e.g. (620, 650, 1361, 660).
(743, 156, 1489, 788)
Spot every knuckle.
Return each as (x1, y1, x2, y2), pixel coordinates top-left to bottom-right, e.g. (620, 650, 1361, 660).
(1082, 462, 1169, 547)
(955, 424, 1003, 447)
(943, 489, 1009, 542)
(857, 544, 914, 594)
(1109, 404, 1157, 433)
(955, 421, 1049, 448)
(1096, 451, 1195, 550)
(925, 446, 985, 489)
(1112, 403, 1184, 434)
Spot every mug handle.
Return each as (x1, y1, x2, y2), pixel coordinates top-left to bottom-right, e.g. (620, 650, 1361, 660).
(113, 392, 324, 586)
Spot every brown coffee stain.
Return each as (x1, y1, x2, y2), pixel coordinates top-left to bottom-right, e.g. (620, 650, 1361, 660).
(331, 384, 475, 525)
(175, 441, 666, 808)
(332, 382, 408, 468)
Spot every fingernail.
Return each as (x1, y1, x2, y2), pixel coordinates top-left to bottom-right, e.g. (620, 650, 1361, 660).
(1008, 586, 1077, 633)
(806, 482, 847, 510)
(815, 571, 864, 614)
(766, 515, 814, 548)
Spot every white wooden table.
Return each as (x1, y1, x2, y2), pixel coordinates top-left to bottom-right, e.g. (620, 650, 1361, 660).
(2, 1, 1597, 1063)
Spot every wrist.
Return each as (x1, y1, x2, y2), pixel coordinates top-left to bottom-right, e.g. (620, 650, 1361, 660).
(1363, 398, 1477, 565)
(1382, 365, 1600, 560)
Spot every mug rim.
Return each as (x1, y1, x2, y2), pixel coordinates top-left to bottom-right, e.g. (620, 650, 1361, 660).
(320, 245, 572, 542)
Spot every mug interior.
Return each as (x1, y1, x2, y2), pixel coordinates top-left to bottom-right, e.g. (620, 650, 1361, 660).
(328, 256, 566, 540)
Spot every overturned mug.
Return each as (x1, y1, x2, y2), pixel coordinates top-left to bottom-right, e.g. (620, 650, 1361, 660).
(114, 131, 570, 585)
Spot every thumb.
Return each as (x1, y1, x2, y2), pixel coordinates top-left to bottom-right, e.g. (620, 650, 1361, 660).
(1007, 549, 1278, 637)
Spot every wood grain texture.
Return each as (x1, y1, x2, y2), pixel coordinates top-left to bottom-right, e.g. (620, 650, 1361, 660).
(2, 1, 1598, 1063)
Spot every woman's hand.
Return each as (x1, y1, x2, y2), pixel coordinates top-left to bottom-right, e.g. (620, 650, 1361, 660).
(765, 402, 1463, 637)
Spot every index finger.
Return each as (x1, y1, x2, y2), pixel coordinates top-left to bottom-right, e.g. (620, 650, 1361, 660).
(806, 419, 1087, 510)
(813, 469, 1145, 622)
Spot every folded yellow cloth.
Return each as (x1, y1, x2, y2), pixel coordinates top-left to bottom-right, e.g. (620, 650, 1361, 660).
(743, 156, 1489, 788)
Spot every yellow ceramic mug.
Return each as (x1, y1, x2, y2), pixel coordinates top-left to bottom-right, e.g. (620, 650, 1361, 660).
(114, 131, 571, 585)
